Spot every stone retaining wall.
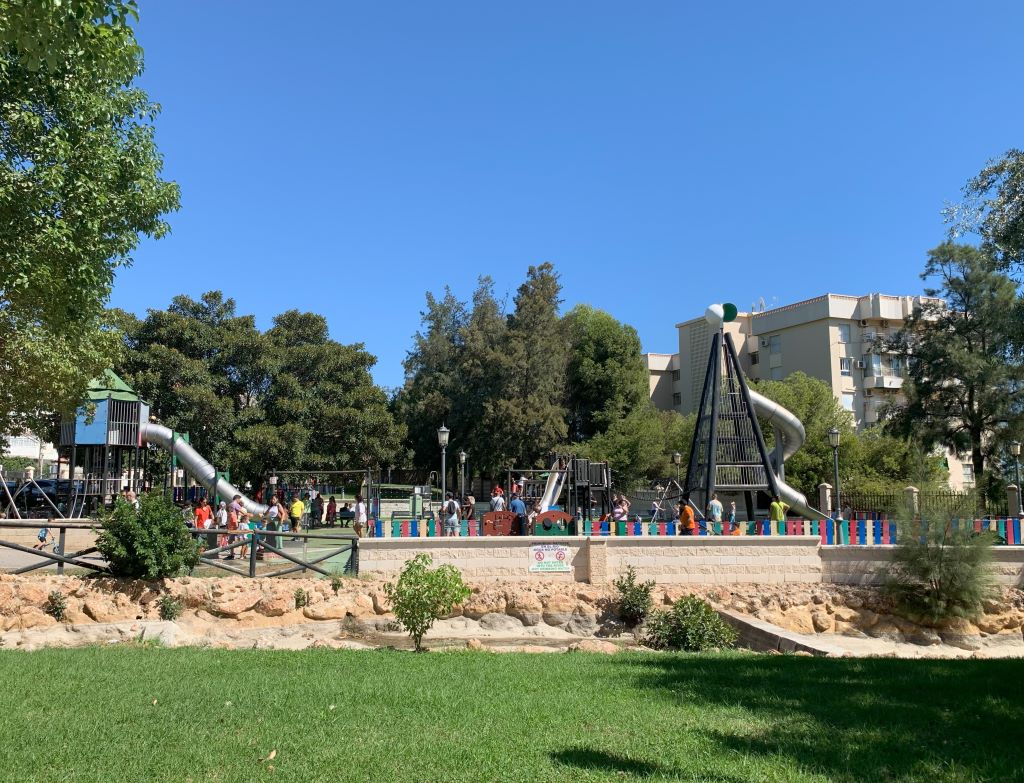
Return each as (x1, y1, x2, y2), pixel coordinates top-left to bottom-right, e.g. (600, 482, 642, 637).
(359, 536, 824, 584)
(821, 545, 1024, 587)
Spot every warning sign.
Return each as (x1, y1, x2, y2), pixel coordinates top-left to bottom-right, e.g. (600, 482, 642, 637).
(529, 544, 571, 573)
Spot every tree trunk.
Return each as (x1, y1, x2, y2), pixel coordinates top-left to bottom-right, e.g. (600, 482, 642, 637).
(971, 441, 985, 514)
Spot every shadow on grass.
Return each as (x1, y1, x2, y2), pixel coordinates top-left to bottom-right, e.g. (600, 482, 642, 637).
(621, 654, 1024, 782)
(551, 748, 664, 777)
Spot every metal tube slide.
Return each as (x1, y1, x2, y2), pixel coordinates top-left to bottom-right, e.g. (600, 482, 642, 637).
(140, 423, 268, 515)
(539, 462, 567, 512)
(746, 388, 826, 520)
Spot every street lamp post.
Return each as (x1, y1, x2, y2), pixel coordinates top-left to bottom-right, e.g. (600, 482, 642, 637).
(1011, 440, 1021, 500)
(828, 427, 841, 518)
(459, 450, 467, 499)
(672, 451, 682, 485)
(437, 425, 450, 504)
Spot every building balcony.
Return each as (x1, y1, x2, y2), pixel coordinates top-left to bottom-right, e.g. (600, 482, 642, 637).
(863, 375, 904, 390)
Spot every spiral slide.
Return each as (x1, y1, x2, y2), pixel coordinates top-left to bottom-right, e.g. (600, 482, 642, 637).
(745, 389, 826, 520)
(140, 423, 268, 515)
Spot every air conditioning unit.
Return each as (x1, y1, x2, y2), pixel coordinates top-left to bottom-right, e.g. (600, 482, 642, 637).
(864, 389, 873, 397)
(880, 319, 890, 328)
(854, 359, 866, 369)
(760, 337, 770, 347)
(859, 319, 869, 327)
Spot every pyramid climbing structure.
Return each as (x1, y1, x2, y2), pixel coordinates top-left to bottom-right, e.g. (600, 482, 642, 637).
(683, 331, 778, 519)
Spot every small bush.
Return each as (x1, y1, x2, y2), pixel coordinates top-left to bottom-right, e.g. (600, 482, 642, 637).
(330, 575, 343, 594)
(384, 553, 471, 651)
(643, 595, 738, 652)
(294, 588, 310, 609)
(44, 590, 67, 622)
(157, 594, 182, 621)
(96, 492, 199, 579)
(613, 566, 655, 626)
(885, 513, 996, 625)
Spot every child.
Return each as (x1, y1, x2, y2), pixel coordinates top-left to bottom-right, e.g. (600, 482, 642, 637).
(33, 526, 53, 550)
(728, 501, 740, 535)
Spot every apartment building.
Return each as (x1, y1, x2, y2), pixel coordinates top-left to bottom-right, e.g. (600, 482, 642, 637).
(642, 352, 680, 411)
(646, 292, 973, 488)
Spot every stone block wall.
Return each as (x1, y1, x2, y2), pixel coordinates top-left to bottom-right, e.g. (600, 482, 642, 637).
(606, 536, 822, 584)
(359, 537, 589, 582)
(820, 545, 1024, 587)
(359, 536, 823, 584)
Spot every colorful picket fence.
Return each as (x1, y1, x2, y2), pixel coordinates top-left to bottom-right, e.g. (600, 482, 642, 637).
(368, 515, 1022, 544)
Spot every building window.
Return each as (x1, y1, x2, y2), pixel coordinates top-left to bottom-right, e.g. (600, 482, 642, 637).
(962, 464, 975, 486)
(838, 324, 851, 343)
(840, 357, 852, 377)
(671, 369, 680, 381)
(864, 353, 881, 376)
(672, 392, 681, 406)
(770, 366, 784, 381)
(769, 335, 781, 354)
(889, 354, 904, 377)
(750, 351, 759, 365)
(842, 392, 855, 412)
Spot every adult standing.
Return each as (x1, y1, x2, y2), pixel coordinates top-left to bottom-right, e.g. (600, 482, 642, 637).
(195, 497, 213, 550)
(768, 495, 789, 527)
(442, 492, 460, 537)
(490, 487, 506, 513)
(311, 493, 324, 529)
(678, 495, 696, 536)
(289, 493, 305, 542)
(326, 496, 337, 527)
(707, 493, 724, 535)
(353, 493, 368, 538)
(508, 492, 527, 535)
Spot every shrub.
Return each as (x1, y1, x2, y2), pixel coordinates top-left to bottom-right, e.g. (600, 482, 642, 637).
(613, 566, 655, 626)
(643, 595, 738, 652)
(384, 553, 471, 651)
(157, 594, 182, 621)
(294, 588, 310, 609)
(44, 590, 67, 622)
(96, 492, 199, 579)
(330, 575, 343, 595)
(885, 513, 996, 625)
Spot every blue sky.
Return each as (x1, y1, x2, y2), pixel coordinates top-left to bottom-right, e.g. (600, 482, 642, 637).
(115, 1, 1024, 389)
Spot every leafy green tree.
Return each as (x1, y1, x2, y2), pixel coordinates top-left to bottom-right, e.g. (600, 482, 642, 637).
(248, 310, 404, 477)
(392, 289, 467, 469)
(450, 278, 508, 476)
(0, 3, 178, 438)
(886, 243, 1023, 494)
(951, 149, 1024, 268)
(751, 372, 857, 500)
(483, 263, 569, 469)
(384, 553, 471, 652)
(119, 292, 404, 487)
(118, 293, 265, 469)
(0, 0, 138, 70)
(564, 305, 648, 442)
(579, 407, 696, 490)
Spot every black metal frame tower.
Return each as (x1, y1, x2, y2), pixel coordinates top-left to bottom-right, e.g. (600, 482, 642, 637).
(683, 330, 778, 520)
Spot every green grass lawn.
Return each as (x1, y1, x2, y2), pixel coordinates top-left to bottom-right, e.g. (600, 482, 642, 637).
(1, 648, 1022, 782)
